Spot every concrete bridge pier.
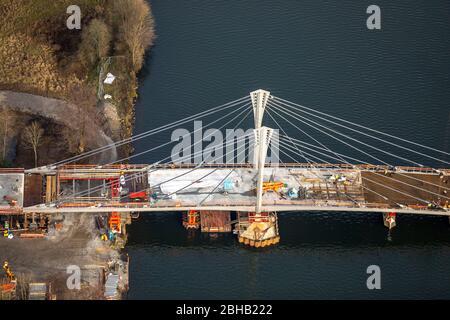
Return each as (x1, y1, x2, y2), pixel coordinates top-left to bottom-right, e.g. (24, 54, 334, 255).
(236, 212, 280, 248)
(182, 210, 200, 229)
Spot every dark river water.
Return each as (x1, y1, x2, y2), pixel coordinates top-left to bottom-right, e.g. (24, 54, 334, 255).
(127, 0, 450, 299)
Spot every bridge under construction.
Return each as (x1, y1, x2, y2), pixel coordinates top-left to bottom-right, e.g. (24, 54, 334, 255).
(1, 90, 450, 246)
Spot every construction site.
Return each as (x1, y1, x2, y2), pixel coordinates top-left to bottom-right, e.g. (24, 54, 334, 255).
(1, 90, 450, 299)
(2, 160, 449, 242)
(0, 167, 131, 300)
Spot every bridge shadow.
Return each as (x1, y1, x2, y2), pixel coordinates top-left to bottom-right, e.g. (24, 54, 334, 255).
(125, 211, 450, 249)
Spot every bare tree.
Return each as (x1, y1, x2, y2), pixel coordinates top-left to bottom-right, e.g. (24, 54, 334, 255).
(111, 0, 155, 72)
(0, 107, 16, 163)
(15, 273, 32, 300)
(23, 121, 44, 167)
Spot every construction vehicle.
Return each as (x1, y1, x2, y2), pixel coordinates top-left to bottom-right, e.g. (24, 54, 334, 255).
(1, 260, 17, 299)
(2, 195, 17, 206)
(2, 261, 15, 281)
(129, 191, 149, 202)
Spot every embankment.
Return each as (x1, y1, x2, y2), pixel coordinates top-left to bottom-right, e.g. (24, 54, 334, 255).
(0, 90, 117, 165)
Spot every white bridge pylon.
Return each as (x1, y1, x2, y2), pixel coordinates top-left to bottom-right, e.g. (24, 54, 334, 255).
(250, 89, 271, 130)
(17, 87, 450, 218)
(250, 89, 273, 213)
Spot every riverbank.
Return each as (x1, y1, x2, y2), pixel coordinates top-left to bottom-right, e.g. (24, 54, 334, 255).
(0, 0, 155, 300)
(0, 0, 155, 167)
(0, 90, 118, 166)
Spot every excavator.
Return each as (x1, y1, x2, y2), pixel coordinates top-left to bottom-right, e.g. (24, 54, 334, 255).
(2, 261, 15, 281)
(1, 261, 16, 299)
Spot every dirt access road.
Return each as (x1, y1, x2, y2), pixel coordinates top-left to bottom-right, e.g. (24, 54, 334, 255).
(0, 214, 119, 299)
(0, 90, 117, 165)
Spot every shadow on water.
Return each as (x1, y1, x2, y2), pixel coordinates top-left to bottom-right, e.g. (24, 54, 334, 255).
(126, 212, 450, 299)
(127, 212, 450, 250)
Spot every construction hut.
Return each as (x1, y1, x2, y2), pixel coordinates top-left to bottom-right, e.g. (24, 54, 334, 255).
(0, 281, 16, 300)
(28, 283, 50, 300)
(200, 211, 231, 233)
(237, 212, 280, 247)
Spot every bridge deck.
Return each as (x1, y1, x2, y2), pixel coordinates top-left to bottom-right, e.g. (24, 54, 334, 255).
(362, 171, 449, 208)
(1, 164, 449, 215)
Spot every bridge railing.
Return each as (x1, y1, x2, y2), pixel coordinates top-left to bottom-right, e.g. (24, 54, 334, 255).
(51, 198, 438, 213)
(0, 168, 24, 174)
(54, 163, 445, 174)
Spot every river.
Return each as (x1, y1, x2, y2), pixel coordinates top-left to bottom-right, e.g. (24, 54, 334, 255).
(128, 0, 450, 299)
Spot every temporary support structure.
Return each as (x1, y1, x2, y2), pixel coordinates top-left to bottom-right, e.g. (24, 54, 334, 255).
(200, 211, 231, 232)
(109, 212, 121, 233)
(383, 212, 396, 229)
(236, 211, 280, 248)
(183, 210, 200, 229)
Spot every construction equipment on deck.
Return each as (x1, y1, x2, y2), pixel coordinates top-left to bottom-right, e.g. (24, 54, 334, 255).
(129, 191, 149, 202)
(255, 181, 287, 194)
(263, 181, 286, 192)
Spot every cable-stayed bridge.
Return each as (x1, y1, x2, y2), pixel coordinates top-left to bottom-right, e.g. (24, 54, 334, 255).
(2, 90, 450, 226)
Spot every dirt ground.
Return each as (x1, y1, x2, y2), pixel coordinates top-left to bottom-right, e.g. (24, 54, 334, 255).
(0, 213, 120, 299)
(0, 91, 118, 167)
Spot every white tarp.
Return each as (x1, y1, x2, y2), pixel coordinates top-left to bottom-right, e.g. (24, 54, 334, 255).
(148, 168, 241, 194)
(159, 180, 218, 194)
(104, 73, 116, 84)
